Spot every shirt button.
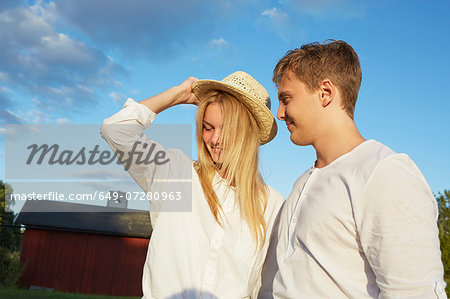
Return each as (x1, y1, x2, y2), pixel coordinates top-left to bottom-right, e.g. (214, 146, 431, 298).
(292, 218, 297, 223)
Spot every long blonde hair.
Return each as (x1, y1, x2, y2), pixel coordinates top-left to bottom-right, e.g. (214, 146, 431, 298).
(194, 91, 268, 249)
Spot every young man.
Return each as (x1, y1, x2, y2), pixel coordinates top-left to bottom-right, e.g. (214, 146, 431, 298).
(259, 40, 446, 298)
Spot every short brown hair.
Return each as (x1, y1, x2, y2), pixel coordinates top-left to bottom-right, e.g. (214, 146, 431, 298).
(273, 40, 362, 119)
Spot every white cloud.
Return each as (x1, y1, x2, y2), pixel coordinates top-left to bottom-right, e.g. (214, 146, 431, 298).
(56, 118, 71, 124)
(0, 109, 24, 124)
(259, 7, 296, 42)
(28, 85, 96, 114)
(109, 92, 125, 104)
(21, 109, 51, 124)
(262, 7, 288, 21)
(0, 1, 124, 115)
(54, 0, 218, 59)
(209, 38, 229, 49)
(36, 33, 98, 67)
(0, 72, 10, 82)
(0, 86, 12, 93)
(72, 169, 130, 180)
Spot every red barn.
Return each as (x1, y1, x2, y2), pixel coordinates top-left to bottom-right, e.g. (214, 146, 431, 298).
(14, 200, 152, 297)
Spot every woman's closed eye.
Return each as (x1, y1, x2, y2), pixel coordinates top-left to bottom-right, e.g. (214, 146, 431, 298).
(203, 125, 214, 131)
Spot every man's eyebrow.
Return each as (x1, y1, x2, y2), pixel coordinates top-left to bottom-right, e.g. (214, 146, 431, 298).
(278, 91, 291, 100)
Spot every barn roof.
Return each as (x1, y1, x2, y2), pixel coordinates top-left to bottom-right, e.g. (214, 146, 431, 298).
(14, 200, 152, 238)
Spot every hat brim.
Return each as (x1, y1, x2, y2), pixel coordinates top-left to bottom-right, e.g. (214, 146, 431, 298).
(192, 79, 277, 145)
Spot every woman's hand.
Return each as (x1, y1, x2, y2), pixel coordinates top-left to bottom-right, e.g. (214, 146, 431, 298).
(139, 76, 200, 114)
(177, 76, 200, 106)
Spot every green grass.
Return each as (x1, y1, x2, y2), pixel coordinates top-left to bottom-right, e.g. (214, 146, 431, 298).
(0, 287, 139, 299)
(446, 278, 450, 297)
(3, 280, 449, 298)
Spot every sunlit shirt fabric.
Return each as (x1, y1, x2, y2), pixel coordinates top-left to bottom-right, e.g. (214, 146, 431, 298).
(259, 140, 446, 299)
(101, 98, 285, 299)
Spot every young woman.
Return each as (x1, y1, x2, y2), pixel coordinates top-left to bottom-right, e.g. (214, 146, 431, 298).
(101, 71, 284, 299)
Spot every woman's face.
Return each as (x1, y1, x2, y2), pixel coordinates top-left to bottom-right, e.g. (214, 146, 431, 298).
(202, 102, 224, 163)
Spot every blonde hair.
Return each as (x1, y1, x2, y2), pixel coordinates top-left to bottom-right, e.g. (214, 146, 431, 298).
(194, 91, 268, 249)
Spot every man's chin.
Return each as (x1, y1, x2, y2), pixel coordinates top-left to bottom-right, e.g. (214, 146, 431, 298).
(290, 135, 309, 146)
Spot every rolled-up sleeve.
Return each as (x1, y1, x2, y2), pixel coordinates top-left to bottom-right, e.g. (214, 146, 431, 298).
(101, 98, 159, 193)
(100, 98, 192, 226)
(354, 154, 447, 298)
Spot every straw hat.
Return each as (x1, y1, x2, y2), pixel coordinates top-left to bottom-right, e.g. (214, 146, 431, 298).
(192, 71, 277, 145)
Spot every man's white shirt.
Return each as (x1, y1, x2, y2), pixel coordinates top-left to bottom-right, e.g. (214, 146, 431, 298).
(260, 140, 446, 298)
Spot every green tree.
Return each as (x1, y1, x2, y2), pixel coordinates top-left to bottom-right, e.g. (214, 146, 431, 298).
(0, 180, 22, 251)
(0, 180, 25, 288)
(437, 190, 450, 294)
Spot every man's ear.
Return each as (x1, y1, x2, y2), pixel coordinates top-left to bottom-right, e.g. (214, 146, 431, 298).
(319, 79, 335, 107)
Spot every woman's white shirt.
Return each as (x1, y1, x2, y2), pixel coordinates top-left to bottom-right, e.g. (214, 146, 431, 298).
(101, 98, 285, 299)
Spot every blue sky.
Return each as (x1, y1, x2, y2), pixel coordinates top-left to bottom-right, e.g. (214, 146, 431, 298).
(0, 0, 449, 200)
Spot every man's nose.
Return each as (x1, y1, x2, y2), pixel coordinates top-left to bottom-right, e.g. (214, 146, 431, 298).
(277, 104, 285, 121)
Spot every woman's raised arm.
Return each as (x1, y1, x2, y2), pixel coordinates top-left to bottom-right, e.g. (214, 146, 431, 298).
(139, 76, 199, 114)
